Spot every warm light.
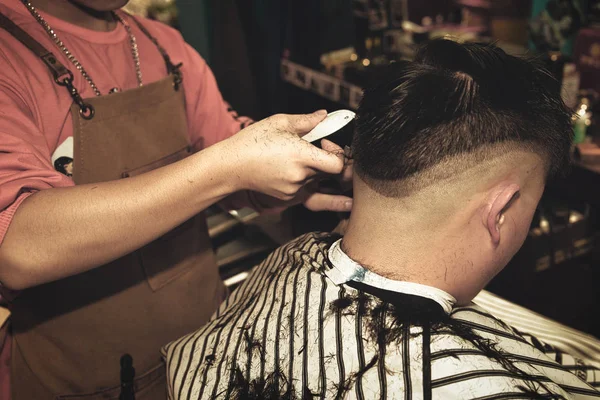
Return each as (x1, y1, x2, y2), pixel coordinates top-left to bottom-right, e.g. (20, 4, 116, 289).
(223, 272, 249, 287)
(362, 59, 371, 67)
(350, 53, 358, 61)
(539, 218, 550, 233)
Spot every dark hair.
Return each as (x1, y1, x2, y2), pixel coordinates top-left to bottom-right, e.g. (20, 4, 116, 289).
(352, 39, 572, 194)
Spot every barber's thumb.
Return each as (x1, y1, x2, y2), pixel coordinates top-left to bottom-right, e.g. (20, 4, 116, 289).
(289, 110, 327, 135)
(312, 109, 328, 118)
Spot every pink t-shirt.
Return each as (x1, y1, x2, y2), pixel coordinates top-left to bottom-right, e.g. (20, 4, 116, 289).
(0, 0, 251, 244)
(0, 1, 251, 395)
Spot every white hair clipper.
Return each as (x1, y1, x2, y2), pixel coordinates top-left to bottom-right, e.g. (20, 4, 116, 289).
(303, 110, 355, 195)
(302, 109, 356, 149)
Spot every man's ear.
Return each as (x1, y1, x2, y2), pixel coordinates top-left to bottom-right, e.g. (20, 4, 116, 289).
(486, 184, 521, 246)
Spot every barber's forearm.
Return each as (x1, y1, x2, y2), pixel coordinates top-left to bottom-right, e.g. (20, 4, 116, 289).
(0, 143, 237, 290)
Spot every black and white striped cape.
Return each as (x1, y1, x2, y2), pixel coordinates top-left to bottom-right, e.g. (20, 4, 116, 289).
(164, 233, 600, 399)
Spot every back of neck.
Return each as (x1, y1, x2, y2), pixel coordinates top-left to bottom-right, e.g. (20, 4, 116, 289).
(342, 212, 445, 284)
(341, 203, 483, 305)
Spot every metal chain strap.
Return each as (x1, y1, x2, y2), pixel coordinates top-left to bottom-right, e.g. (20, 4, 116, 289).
(19, 0, 143, 98)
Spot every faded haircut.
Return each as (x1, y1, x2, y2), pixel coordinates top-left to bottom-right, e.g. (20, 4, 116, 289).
(352, 39, 573, 197)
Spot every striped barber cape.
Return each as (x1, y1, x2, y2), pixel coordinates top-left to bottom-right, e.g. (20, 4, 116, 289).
(164, 233, 600, 399)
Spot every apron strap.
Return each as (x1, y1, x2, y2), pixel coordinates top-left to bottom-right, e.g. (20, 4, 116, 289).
(0, 9, 182, 90)
(0, 11, 72, 84)
(127, 15, 183, 90)
(0, 10, 180, 116)
(0, 11, 95, 119)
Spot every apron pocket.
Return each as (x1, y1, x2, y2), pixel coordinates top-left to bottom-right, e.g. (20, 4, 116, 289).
(122, 145, 192, 178)
(139, 216, 204, 291)
(55, 362, 165, 400)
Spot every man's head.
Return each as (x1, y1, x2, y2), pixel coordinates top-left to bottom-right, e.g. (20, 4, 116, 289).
(346, 39, 572, 303)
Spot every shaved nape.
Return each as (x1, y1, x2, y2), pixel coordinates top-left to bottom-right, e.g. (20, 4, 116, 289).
(356, 142, 548, 198)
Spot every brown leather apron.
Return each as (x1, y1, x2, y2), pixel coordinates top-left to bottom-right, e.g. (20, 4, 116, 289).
(0, 13, 225, 400)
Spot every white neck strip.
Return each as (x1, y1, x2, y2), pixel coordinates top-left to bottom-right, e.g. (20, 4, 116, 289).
(326, 239, 456, 314)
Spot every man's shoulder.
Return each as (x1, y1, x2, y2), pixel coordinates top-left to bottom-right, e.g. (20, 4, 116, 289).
(229, 232, 338, 301)
(450, 303, 518, 334)
(266, 231, 339, 267)
(163, 232, 342, 392)
(163, 232, 338, 341)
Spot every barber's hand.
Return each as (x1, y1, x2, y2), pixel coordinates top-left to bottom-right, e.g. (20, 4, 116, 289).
(247, 139, 353, 212)
(321, 138, 353, 193)
(223, 111, 353, 212)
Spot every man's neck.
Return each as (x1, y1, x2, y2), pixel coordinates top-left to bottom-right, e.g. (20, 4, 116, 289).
(28, 0, 117, 31)
(340, 200, 484, 304)
(342, 214, 448, 285)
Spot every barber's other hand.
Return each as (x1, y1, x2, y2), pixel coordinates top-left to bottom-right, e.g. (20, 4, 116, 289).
(222, 111, 352, 211)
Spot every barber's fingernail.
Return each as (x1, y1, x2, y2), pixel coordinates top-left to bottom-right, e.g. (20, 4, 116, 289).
(344, 200, 353, 210)
(315, 109, 327, 116)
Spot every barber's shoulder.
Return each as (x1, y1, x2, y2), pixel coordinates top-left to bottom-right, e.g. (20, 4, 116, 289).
(0, 6, 40, 53)
(128, 15, 184, 48)
(126, 15, 202, 74)
(0, 1, 47, 45)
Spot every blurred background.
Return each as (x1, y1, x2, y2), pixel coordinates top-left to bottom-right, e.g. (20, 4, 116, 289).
(126, 0, 600, 338)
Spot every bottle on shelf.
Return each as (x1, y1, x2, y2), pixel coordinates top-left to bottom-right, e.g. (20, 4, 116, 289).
(573, 97, 592, 144)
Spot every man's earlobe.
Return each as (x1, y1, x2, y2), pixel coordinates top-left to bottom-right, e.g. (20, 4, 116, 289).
(485, 184, 520, 246)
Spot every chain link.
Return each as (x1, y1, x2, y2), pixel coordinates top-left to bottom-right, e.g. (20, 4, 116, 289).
(20, 0, 143, 97)
(114, 13, 143, 88)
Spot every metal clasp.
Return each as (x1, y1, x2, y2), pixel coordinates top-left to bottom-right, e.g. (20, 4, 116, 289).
(56, 74, 95, 120)
(171, 62, 183, 91)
